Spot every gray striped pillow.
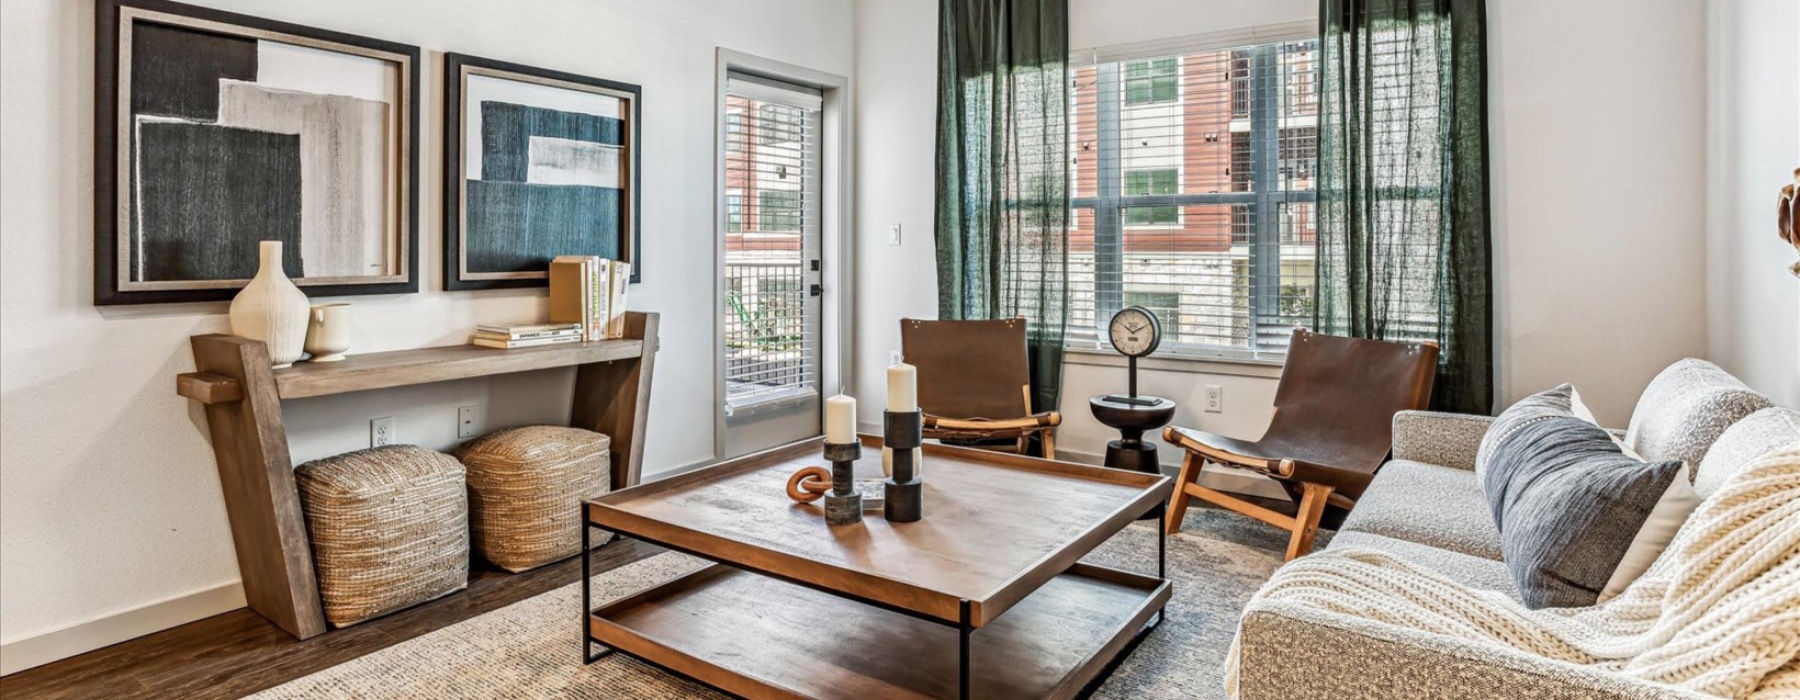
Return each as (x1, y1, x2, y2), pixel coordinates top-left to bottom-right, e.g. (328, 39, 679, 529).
(1481, 386, 1685, 609)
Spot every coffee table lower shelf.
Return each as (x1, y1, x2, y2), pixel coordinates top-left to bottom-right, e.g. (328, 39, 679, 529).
(585, 562, 1170, 700)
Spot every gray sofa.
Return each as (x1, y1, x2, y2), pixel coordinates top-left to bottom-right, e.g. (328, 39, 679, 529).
(1232, 360, 1798, 700)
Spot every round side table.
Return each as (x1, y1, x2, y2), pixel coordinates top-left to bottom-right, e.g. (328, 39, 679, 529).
(1089, 394, 1177, 520)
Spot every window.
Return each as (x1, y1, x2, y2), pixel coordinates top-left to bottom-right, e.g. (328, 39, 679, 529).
(1123, 169, 1178, 225)
(1124, 289, 1181, 328)
(758, 190, 802, 231)
(722, 77, 822, 405)
(725, 193, 743, 232)
(1123, 57, 1178, 105)
(1069, 30, 1319, 359)
(725, 111, 745, 151)
(757, 103, 802, 144)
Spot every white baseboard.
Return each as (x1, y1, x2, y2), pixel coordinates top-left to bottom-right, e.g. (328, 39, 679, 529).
(0, 580, 245, 676)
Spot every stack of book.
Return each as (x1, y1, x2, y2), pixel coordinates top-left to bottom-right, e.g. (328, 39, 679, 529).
(549, 255, 631, 341)
(470, 323, 583, 349)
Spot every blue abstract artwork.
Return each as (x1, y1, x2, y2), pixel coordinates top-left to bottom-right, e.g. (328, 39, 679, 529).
(454, 66, 634, 283)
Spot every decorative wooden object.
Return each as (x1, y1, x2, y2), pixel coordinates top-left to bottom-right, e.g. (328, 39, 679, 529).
(1780, 167, 1799, 277)
(784, 466, 832, 503)
(176, 311, 658, 640)
(582, 435, 1173, 699)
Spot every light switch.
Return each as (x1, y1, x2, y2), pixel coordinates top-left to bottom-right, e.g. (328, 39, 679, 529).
(458, 405, 483, 439)
(888, 224, 902, 246)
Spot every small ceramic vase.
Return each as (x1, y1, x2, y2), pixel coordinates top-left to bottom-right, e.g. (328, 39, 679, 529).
(304, 303, 353, 362)
(229, 241, 310, 369)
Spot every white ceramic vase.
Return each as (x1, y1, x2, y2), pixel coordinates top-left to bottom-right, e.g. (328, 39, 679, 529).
(304, 303, 353, 362)
(230, 241, 310, 369)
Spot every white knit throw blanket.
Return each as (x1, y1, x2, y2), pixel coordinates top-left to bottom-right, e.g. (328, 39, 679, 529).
(1225, 445, 1800, 699)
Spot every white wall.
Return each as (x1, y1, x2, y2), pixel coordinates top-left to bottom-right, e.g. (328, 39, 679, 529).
(0, 0, 853, 672)
(1706, 0, 1800, 408)
(851, 0, 1715, 478)
(851, 0, 942, 432)
(1488, 0, 1711, 424)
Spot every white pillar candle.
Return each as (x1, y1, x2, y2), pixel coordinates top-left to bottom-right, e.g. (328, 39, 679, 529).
(824, 394, 856, 444)
(886, 362, 918, 412)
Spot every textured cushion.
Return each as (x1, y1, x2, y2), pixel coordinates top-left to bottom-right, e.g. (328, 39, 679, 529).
(1571, 388, 1702, 603)
(1625, 359, 1772, 467)
(296, 446, 469, 627)
(1475, 384, 1573, 481)
(456, 425, 611, 572)
(1340, 460, 1502, 560)
(1694, 407, 1800, 500)
(1328, 531, 1517, 597)
(1482, 386, 1686, 608)
(1391, 411, 1494, 471)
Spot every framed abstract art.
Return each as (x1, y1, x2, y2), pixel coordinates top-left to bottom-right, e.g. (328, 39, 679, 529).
(444, 53, 641, 290)
(94, 0, 421, 305)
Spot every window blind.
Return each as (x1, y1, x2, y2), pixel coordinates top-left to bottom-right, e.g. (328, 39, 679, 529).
(1068, 30, 1320, 360)
(722, 73, 822, 406)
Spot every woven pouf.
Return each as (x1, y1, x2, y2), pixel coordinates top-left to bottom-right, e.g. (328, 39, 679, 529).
(455, 426, 612, 572)
(295, 445, 469, 628)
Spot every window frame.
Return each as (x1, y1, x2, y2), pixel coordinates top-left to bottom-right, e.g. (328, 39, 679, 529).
(1122, 57, 1179, 106)
(1121, 167, 1181, 226)
(1071, 39, 1318, 362)
(757, 189, 803, 232)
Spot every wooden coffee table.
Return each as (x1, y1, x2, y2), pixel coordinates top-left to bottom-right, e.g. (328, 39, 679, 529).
(581, 434, 1173, 700)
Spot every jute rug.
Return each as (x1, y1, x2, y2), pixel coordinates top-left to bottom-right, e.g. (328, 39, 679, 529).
(251, 510, 1320, 699)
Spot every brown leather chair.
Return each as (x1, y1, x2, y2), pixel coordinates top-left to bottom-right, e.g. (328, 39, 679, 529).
(1163, 329, 1438, 560)
(900, 318, 1061, 458)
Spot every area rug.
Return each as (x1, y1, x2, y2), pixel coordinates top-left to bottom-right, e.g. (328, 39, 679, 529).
(251, 510, 1320, 699)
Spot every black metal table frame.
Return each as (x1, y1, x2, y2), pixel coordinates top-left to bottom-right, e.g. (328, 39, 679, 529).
(579, 511, 1168, 700)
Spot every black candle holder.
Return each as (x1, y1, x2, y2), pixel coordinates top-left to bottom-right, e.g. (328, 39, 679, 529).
(882, 409, 923, 522)
(821, 440, 863, 525)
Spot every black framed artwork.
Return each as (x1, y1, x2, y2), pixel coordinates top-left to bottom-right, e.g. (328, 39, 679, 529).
(94, 0, 420, 305)
(444, 52, 641, 290)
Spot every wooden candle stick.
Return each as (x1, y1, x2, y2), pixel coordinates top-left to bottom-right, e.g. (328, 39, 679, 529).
(821, 440, 863, 525)
(883, 409, 923, 523)
(784, 441, 864, 525)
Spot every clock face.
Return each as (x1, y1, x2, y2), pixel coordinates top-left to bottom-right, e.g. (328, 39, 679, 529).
(1108, 306, 1160, 357)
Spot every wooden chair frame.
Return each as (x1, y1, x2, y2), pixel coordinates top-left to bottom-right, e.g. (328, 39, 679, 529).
(1161, 333, 1437, 561)
(1161, 441, 1356, 561)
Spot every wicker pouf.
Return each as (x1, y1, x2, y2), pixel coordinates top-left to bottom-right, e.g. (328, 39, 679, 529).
(456, 426, 612, 572)
(295, 445, 469, 628)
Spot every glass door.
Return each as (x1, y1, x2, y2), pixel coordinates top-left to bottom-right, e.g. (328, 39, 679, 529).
(719, 73, 825, 457)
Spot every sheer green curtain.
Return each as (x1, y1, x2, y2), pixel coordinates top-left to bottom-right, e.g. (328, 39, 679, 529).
(1316, 0, 1493, 414)
(934, 0, 1070, 417)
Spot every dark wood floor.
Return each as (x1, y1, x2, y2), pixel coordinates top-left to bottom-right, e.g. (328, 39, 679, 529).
(0, 538, 664, 700)
(0, 494, 1318, 700)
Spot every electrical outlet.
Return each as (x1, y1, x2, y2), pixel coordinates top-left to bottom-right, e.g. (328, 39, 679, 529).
(370, 416, 396, 447)
(457, 405, 483, 439)
(1203, 385, 1223, 413)
(890, 349, 904, 365)
(887, 224, 902, 246)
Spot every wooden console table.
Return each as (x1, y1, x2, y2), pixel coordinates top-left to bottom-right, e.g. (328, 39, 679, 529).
(176, 311, 659, 640)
